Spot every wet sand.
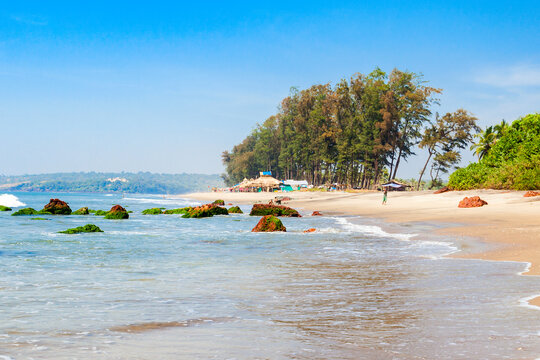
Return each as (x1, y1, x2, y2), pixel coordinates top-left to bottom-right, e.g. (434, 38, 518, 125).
(183, 190, 540, 306)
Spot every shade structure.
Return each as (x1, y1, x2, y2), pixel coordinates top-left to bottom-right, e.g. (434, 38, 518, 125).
(248, 175, 282, 189)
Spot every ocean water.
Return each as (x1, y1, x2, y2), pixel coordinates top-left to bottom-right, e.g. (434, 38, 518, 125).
(1, 192, 539, 359)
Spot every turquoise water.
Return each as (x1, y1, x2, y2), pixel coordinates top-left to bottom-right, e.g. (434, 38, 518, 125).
(1, 192, 540, 359)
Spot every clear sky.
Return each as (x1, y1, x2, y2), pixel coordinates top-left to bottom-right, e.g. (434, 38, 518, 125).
(1, 1, 539, 178)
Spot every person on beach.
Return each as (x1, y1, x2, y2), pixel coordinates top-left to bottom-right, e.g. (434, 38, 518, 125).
(382, 187, 388, 205)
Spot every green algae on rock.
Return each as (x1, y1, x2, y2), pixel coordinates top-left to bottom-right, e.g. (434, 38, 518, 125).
(12, 208, 40, 216)
(59, 224, 104, 234)
(212, 199, 225, 205)
(249, 204, 300, 217)
(163, 207, 192, 214)
(72, 207, 90, 215)
(182, 204, 228, 218)
(31, 217, 49, 221)
(104, 205, 129, 219)
(228, 206, 243, 214)
(142, 208, 164, 215)
(0, 205, 12, 211)
(251, 215, 286, 232)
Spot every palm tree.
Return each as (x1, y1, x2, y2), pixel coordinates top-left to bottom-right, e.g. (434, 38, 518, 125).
(470, 126, 496, 160)
(494, 119, 509, 137)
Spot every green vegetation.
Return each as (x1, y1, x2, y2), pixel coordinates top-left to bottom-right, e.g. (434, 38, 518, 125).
(59, 224, 104, 234)
(228, 206, 243, 214)
(0, 172, 223, 194)
(163, 207, 191, 214)
(12, 208, 40, 216)
(212, 200, 225, 205)
(90, 210, 109, 216)
(0, 205, 12, 211)
(72, 207, 90, 215)
(222, 68, 476, 189)
(142, 208, 164, 215)
(182, 204, 229, 218)
(31, 217, 49, 221)
(449, 114, 540, 190)
(249, 204, 300, 217)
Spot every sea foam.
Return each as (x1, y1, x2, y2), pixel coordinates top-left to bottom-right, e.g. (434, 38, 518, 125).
(0, 194, 26, 207)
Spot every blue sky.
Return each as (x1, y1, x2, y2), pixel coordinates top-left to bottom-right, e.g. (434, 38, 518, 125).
(1, 1, 539, 178)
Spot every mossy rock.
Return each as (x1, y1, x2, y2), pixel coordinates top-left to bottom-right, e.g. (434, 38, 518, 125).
(249, 204, 300, 217)
(12, 207, 39, 216)
(42, 198, 72, 215)
(182, 204, 229, 218)
(212, 199, 225, 205)
(72, 207, 90, 215)
(0, 205, 12, 211)
(228, 206, 243, 214)
(92, 210, 109, 216)
(104, 205, 129, 219)
(251, 215, 286, 232)
(163, 207, 191, 214)
(31, 217, 49, 221)
(59, 224, 104, 234)
(142, 208, 163, 215)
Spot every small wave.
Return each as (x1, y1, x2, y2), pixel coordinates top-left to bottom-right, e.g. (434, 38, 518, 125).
(334, 217, 416, 241)
(123, 196, 198, 207)
(109, 317, 234, 333)
(0, 194, 26, 207)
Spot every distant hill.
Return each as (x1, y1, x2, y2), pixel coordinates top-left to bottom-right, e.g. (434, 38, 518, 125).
(0, 172, 224, 194)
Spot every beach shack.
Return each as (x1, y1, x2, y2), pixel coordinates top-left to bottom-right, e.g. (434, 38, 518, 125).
(236, 172, 282, 192)
(282, 179, 309, 191)
(381, 180, 411, 191)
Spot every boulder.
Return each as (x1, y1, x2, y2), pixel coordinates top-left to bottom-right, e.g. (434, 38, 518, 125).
(524, 191, 540, 197)
(251, 215, 286, 232)
(228, 206, 243, 214)
(213, 200, 225, 205)
(142, 208, 164, 215)
(42, 198, 72, 215)
(72, 207, 90, 215)
(163, 207, 191, 214)
(249, 204, 301, 217)
(434, 186, 450, 194)
(458, 196, 488, 208)
(182, 203, 228, 218)
(59, 224, 104, 234)
(0, 205, 12, 211)
(104, 205, 129, 219)
(303, 228, 316, 233)
(311, 211, 322, 216)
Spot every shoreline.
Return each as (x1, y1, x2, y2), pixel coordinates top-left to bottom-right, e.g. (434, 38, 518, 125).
(181, 189, 540, 307)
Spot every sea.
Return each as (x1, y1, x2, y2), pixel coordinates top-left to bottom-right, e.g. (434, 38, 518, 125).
(1, 192, 540, 359)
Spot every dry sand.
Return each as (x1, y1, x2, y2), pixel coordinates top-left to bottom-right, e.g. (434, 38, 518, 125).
(183, 190, 540, 305)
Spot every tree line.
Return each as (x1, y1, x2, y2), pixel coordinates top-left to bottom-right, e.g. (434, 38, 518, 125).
(222, 68, 479, 188)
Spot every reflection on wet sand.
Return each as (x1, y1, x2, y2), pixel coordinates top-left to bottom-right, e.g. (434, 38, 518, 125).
(109, 317, 235, 333)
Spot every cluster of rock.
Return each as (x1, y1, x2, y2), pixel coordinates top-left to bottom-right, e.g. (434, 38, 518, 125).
(524, 191, 540, 197)
(458, 196, 488, 208)
(249, 204, 301, 217)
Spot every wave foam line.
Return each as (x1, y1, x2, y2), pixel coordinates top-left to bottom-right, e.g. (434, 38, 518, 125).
(333, 217, 416, 241)
(0, 194, 26, 207)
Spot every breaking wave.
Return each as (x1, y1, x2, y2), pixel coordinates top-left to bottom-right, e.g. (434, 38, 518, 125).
(0, 194, 26, 207)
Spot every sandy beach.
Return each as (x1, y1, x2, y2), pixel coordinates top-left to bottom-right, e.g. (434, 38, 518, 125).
(183, 190, 540, 305)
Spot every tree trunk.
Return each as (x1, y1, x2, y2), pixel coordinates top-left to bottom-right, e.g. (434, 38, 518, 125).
(417, 149, 434, 191)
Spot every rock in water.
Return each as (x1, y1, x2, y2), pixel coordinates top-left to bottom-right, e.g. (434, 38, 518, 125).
(0, 205, 12, 211)
(142, 208, 164, 215)
(59, 224, 104, 234)
(458, 196, 488, 208)
(249, 204, 300, 217)
(105, 205, 129, 219)
(212, 200, 225, 205)
(11, 207, 39, 216)
(303, 228, 316, 233)
(182, 204, 228, 218)
(251, 215, 286, 232)
(72, 207, 90, 215)
(42, 198, 72, 215)
(311, 211, 322, 216)
(228, 206, 243, 214)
